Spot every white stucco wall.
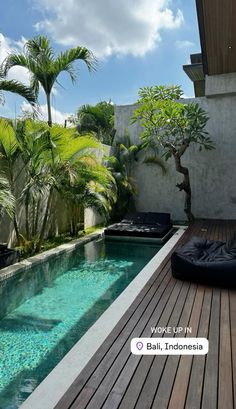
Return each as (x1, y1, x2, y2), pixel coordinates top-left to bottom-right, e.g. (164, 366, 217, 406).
(114, 77, 236, 220)
(84, 208, 105, 229)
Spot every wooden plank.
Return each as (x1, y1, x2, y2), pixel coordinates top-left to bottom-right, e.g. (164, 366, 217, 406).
(69, 272, 179, 409)
(218, 290, 233, 409)
(130, 282, 190, 409)
(167, 286, 205, 409)
(229, 290, 236, 408)
(116, 222, 204, 409)
(66, 223, 201, 407)
(201, 289, 220, 409)
(120, 280, 184, 409)
(79, 279, 183, 409)
(141, 283, 197, 409)
(184, 288, 212, 409)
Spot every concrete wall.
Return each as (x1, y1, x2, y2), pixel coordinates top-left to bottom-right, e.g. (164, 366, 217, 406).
(84, 208, 105, 229)
(114, 78, 236, 220)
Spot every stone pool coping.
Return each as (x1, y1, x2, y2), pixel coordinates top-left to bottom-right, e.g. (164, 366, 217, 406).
(20, 227, 186, 409)
(0, 230, 104, 282)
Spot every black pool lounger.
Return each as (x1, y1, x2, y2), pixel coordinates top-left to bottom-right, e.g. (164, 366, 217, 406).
(104, 212, 173, 243)
(171, 234, 236, 286)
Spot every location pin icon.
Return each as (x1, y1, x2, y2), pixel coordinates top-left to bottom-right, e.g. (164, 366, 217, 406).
(136, 341, 143, 351)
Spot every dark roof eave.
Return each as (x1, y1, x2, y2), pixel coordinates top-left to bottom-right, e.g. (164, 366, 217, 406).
(183, 63, 205, 82)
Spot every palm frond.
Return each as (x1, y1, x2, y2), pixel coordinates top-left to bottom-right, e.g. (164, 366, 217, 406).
(25, 36, 54, 61)
(0, 79, 36, 104)
(2, 35, 97, 126)
(0, 175, 15, 218)
(0, 118, 19, 157)
(3, 54, 29, 75)
(54, 46, 97, 83)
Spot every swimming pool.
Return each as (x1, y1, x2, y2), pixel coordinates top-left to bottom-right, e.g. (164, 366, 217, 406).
(0, 237, 161, 408)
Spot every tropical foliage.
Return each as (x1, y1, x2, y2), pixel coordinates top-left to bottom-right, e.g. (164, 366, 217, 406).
(75, 101, 115, 145)
(0, 118, 116, 252)
(132, 84, 214, 221)
(107, 132, 139, 219)
(0, 65, 36, 106)
(0, 175, 15, 219)
(3, 36, 96, 126)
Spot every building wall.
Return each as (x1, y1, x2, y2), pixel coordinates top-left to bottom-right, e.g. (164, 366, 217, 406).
(114, 83, 236, 221)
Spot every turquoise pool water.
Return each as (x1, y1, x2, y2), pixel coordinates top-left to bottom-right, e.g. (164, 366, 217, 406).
(0, 238, 161, 408)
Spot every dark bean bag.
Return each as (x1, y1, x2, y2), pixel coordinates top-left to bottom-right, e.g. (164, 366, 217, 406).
(171, 234, 236, 286)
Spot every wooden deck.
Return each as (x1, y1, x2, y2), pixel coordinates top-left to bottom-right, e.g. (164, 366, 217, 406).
(55, 220, 236, 409)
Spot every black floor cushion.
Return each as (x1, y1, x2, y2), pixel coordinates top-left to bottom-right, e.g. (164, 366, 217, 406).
(171, 234, 236, 286)
(104, 212, 172, 239)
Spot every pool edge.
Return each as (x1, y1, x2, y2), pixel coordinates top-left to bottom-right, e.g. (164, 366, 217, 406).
(0, 230, 103, 282)
(19, 227, 187, 409)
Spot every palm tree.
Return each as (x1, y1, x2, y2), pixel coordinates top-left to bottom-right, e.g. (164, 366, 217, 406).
(3, 36, 97, 126)
(36, 125, 115, 246)
(0, 118, 26, 242)
(107, 132, 139, 219)
(76, 101, 115, 145)
(0, 118, 116, 250)
(107, 131, 166, 220)
(0, 67, 36, 105)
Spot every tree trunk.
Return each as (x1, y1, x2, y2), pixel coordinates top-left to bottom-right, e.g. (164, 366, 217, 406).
(46, 93, 52, 127)
(32, 197, 35, 237)
(13, 214, 21, 245)
(25, 192, 30, 240)
(9, 168, 21, 245)
(36, 188, 53, 252)
(34, 198, 41, 236)
(173, 154, 194, 222)
(70, 203, 77, 236)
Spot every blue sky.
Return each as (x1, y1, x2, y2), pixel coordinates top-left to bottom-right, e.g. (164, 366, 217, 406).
(0, 0, 201, 123)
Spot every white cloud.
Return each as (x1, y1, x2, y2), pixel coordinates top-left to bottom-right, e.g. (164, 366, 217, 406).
(182, 93, 194, 99)
(0, 33, 30, 85)
(34, 0, 184, 58)
(176, 40, 194, 49)
(21, 101, 72, 125)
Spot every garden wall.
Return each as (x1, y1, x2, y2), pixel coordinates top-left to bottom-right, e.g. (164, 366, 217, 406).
(115, 74, 236, 220)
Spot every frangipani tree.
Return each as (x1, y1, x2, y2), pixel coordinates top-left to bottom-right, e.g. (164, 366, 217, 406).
(132, 85, 214, 221)
(3, 36, 96, 126)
